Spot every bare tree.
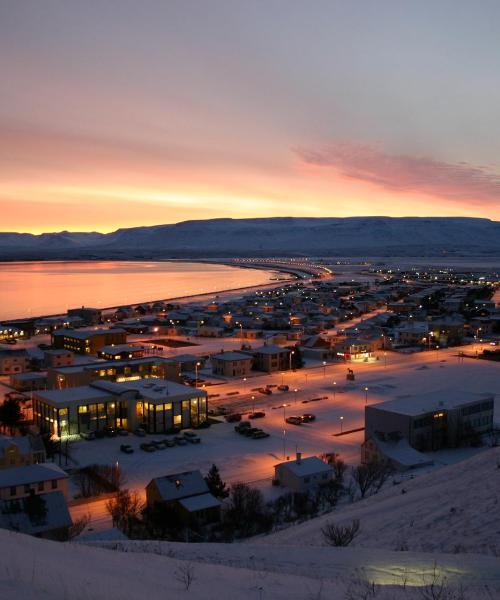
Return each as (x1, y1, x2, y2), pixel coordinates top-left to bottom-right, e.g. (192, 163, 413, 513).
(351, 462, 392, 499)
(106, 489, 143, 536)
(322, 519, 360, 546)
(174, 562, 196, 591)
(68, 513, 91, 540)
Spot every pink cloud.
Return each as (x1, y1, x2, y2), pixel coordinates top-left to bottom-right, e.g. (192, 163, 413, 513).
(295, 141, 500, 205)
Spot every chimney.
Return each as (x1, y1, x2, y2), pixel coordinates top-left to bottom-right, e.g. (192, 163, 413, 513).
(296, 452, 302, 464)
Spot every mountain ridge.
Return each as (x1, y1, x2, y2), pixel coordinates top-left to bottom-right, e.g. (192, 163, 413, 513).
(1, 216, 499, 259)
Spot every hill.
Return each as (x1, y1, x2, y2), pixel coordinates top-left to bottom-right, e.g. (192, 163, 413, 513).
(1, 216, 499, 259)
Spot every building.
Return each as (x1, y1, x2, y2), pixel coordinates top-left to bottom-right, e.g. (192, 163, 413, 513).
(0, 435, 46, 469)
(361, 433, 434, 471)
(47, 356, 182, 389)
(252, 344, 291, 373)
(334, 338, 374, 362)
(51, 328, 127, 355)
(10, 371, 48, 392)
(365, 390, 495, 452)
(211, 351, 252, 377)
(274, 454, 334, 492)
(0, 463, 68, 501)
(67, 306, 102, 326)
(33, 378, 208, 437)
(146, 470, 220, 525)
(97, 344, 144, 361)
(0, 349, 30, 375)
(43, 349, 74, 368)
(0, 490, 72, 540)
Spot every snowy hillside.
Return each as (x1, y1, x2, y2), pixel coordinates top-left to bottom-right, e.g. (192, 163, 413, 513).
(260, 446, 500, 555)
(1, 216, 499, 258)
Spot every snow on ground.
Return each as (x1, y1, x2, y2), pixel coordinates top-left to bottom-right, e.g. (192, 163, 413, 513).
(1, 527, 500, 600)
(259, 446, 500, 556)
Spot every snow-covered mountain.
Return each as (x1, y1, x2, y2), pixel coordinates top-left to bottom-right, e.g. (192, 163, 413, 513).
(1, 217, 499, 259)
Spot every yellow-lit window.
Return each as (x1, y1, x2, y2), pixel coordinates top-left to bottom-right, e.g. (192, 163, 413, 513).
(173, 415, 182, 425)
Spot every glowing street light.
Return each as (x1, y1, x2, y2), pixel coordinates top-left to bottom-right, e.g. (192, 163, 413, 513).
(364, 386, 369, 404)
(339, 415, 344, 433)
(333, 381, 337, 401)
(322, 361, 327, 377)
(195, 361, 201, 388)
(294, 388, 298, 405)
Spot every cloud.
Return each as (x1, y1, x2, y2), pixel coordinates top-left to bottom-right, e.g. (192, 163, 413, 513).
(295, 141, 500, 205)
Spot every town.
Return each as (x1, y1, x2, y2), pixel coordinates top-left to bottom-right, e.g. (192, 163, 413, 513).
(0, 259, 498, 546)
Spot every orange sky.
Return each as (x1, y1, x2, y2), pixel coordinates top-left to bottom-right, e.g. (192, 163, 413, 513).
(1, 2, 499, 233)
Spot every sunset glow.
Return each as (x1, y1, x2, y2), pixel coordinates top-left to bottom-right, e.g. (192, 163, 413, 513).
(2, 1, 500, 232)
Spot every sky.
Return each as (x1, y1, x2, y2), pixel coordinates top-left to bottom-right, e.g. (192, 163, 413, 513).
(1, 0, 500, 233)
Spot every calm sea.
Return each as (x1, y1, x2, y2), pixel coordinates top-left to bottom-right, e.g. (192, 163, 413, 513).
(0, 261, 274, 321)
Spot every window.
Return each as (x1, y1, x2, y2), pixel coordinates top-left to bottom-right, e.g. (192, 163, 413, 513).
(10, 486, 16, 497)
(38, 481, 44, 492)
(51, 480, 57, 490)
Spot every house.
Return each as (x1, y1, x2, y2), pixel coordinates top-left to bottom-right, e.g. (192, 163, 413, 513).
(197, 325, 224, 337)
(0, 349, 30, 375)
(0, 462, 68, 501)
(43, 349, 74, 368)
(333, 337, 374, 362)
(146, 470, 220, 525)
(97, 344, 144, 361)
(51, 328, 127, 355)
(361, 432, 434, 471)
(252, 344, 291, 373)
(0, 435, 46, 469)
(67, 307, 102, 326)
(274, 454, 334, 492)
(33, 378, 208, 437)
(10, 371, 48, 392)
(365, 390, 495, 452)
(0, 490, 72, 540)
(211, 351, 252, 377)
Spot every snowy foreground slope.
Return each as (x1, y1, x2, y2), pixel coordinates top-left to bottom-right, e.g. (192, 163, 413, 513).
(2, 449, 500, 599)
(1, 528, 500, 600)
(260, 447, 500, 555)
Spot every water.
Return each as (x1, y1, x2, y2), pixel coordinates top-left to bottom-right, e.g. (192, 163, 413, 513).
(0, 261, 274, 321)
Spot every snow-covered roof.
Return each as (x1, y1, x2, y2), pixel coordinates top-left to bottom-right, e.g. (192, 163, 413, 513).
(178, 493, 221, 512)
(150, 470, 209, 501)
(0, 491, 72, 534)
(0, 463, 67, 488)
(253, 344, 289, 355)
(370, 390, 495, 417)
(211, 351, 252, 361)
(275, 456, 333, 478)
(52, 328, 126, 338)
(100, 344, 143, 355)
(370, 436, 434, 468)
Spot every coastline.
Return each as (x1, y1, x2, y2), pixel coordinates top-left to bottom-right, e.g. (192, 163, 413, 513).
(0, 261, 298, 323)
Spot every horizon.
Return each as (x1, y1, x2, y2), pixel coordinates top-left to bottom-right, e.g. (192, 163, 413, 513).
(2, 1, 500, 232)
(3, 214, 497, 236)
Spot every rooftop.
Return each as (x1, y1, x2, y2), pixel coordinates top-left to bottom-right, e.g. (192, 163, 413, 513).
(369, 390, 495, 417)
(0, 463, 67, 488)
(150, 470, 208, 501)
(275, 456, 333, 478)
(211, 351, 252, 361)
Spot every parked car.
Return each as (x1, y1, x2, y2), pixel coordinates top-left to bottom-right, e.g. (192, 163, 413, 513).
(174, 436, 188, 446)
(140, 442, 156, 452)
(37, 343, 51, 350)
(117, 428, 129, 436)
(300, 414, 316, 423)
(120, 444, 134, 454)
(134, 427, 147, 437)
(79, 431, 95, 441)
(252, 430, 270, 439)
(104, 427, 117, 437)
(225, 413, 242, 423)
(151, 439, 166, 449)
(248, 411, 266, 419)
(164, 437, 176, 447)
(183, 432, 201, 444)
(242, 427, 260, 437)
(285, 416, 303, 426)
(277, 385, 289, 392)
(1, 339, 17, 345)
(258, 387, 272, 395)
(235, 421, 251, 433)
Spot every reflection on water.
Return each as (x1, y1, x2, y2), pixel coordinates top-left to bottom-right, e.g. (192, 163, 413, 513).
(0, 261, 272, 320)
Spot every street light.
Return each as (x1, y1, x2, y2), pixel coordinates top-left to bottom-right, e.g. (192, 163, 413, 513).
(333, 381, 337, 401)
(294, 388, 298, 405)
(289, 350, 295, 372)
(323, 361, 327, 377)
(251, 395, 255, 413)
(282, 403, 289, 460)
(195, 361, 201, 388)
(364, 386, 369, 404)
(339, 416, 344, 433)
